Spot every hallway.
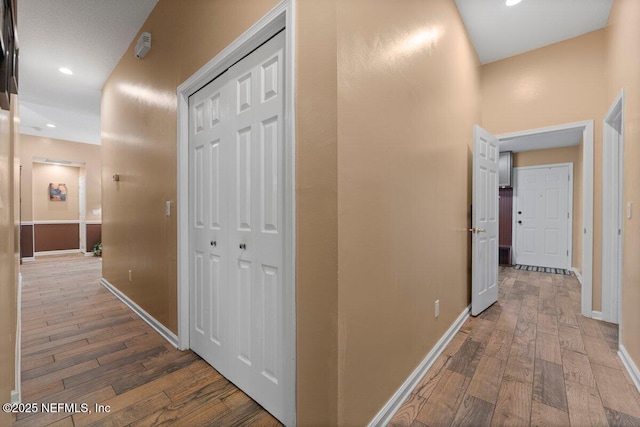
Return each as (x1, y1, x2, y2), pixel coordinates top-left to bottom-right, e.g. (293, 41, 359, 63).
(16, 255, 280, 427)
(390, 267, 640, 426)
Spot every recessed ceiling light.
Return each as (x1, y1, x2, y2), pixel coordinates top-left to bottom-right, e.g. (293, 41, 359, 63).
(506, 0, 522, 5)
(46, 123, 56, 128)
(59, 67, 73, 75)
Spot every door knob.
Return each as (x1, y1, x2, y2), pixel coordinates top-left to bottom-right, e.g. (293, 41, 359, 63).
(210, 241, 216, 247)
(239, 243, 247, 250)
(468, 227, 486, 233)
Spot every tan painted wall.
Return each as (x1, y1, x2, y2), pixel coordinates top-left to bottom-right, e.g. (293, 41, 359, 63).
(20, 134, 101, 222)
(32, 163, 80, 221)
(481, 30, 607, 310)
(0, 94, 19, 426)
(513, 144, 583, 272)
(606, 0, 640, 370)
(102, 1, 339, 424)
(337, 0, 480, 424)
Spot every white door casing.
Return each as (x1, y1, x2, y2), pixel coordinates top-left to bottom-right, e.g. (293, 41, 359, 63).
(471, 125, 499, 316)
(602, 89, 624, 325)
(513, 164, 572, 270)
(188, 31, 288, 423)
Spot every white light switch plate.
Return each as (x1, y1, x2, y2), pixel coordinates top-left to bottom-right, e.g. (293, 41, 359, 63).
(628, 202, 632, 219)
(165, 201, 171, 216)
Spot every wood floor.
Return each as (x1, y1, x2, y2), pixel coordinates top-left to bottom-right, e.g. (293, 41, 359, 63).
(390, 267, 640, 427)
(16, 254, 281, 427)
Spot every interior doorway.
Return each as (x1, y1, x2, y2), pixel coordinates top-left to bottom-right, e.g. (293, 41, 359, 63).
(497, 121, 594, 318)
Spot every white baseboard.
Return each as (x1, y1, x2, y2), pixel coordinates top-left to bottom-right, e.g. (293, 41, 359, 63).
(572, 268, 583, 286)
(591, 311, 603, 320)
(34, 249, 81, 256)
(368, 305, 471, 427)
(619, 345, 640, 394)
(21, 257, 35, 262)
(84, 251, 95, 257)
(100, 278, 178, 348)
(11, 390, 19, 404)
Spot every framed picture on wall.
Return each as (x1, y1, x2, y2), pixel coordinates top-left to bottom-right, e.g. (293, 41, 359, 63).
(49, 183, 67, 201)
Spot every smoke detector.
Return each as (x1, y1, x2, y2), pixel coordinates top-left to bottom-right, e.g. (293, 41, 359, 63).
(135, 32, 151, 59)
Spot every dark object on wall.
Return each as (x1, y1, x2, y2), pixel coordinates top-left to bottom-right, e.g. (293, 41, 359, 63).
(499, 151, 513, 188)
(499, 187, 513, 265)
(0, 0, 18, 110)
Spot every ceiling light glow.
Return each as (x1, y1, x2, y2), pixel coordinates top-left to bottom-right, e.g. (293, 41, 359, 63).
(46, 123, 56, 128)
(505, 0, 522, 5)
(59, 67, 73, 75)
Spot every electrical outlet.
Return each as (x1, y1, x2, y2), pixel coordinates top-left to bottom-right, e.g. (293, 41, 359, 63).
(435, 300, 440, 318)
(128, 270, 132, 282)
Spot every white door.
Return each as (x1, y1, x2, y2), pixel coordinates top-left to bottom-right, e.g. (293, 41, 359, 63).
(79, 175, 86, 253)
(189, 31, 287, 423)
(471, 126, 499, 316)
(514, 165, 571, 269)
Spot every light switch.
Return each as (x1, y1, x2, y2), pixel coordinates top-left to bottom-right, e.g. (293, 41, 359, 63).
(165, 201, 171, 216)
(627, 202, 632, 219)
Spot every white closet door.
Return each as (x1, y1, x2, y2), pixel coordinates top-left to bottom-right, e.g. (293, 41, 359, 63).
(189, 72, 230, 377)
(226, 31, 286, 419)
(188, 30, 286, 422)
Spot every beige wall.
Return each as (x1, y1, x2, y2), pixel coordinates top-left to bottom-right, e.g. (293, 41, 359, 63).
(606, 0, 640, 370)
(337, 0, 480, 424)
(32, 163, 80, 221)
(20, 134, 101, 222)
(0, 94, 19, 426)
(513, 144, 583, 272)
(481, 30, 607, 310)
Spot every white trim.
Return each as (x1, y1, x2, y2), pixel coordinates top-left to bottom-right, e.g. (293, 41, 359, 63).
(32, 220, 80, 225)
(35, 249, 81, 256)
(591, 311, 603, 320)
(176, 2, 296, 425)
(13, 272, 22, 404)
(572, 267, 583, 286)
(512, 162, 574, 271)
(84, 252, 95, 257)
(619, 345, 640, 394)
(85, 220, 102, 225)
(21, 257, 35, 263)
(602, 89, 625, 325)
(100, 278, 178, 348)
(368, 306, 471, 427)
(20, 221, 34, 226)
(497, 120, 594, 318)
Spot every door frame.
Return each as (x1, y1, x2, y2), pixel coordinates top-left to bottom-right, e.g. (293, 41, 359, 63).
(497, 120, 594, 318)
(511, 162, 574, 270)
(602, 89, 625, 325)
(176, 1, 296, 425)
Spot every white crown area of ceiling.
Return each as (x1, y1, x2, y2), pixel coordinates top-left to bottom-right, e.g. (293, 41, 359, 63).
(455, 0, 613, 64)
(499, 127, 583, 153)
(18, 0, 159, 145)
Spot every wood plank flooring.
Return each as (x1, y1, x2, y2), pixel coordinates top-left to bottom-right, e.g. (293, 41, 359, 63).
(390, 267, 640, 427)
(16, 254, 281, 427)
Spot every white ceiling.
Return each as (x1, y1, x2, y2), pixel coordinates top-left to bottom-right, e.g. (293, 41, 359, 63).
(499, 128, 583, 153)
(455, 0, 614, 64)
(18, 0, 159, 145)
